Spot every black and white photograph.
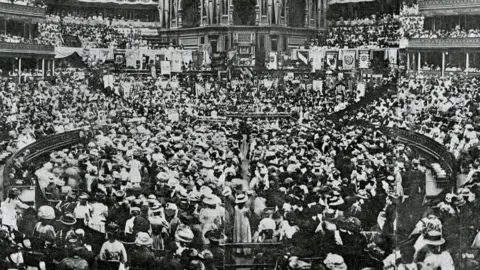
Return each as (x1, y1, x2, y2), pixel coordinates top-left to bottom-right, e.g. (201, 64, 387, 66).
(0, 0, 476, 269)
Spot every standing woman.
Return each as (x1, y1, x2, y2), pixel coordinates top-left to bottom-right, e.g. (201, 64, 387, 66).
(128, 154, 142, 187)
(233, 194, 252, 256)
(1, 188, 30, 231)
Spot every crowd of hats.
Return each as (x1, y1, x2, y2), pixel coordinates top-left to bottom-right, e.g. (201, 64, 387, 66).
(4, 66, 480, 270)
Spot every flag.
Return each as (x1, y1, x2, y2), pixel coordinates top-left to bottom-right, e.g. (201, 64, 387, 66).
(35, 177, 49, 210)
(161, 61, 171, 75)
(342, 50, 356, 70)
(297, 50, 309, 65)
(359, 50, 370, 69)
(326, 51, 338, 70)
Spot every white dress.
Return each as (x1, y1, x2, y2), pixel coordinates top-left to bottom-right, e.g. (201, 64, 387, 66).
(128, 159, 142, 185)
(1, 199, 29, 230)
(89, 202, 108, 233)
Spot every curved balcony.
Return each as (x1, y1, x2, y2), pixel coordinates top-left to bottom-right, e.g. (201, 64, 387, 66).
(1, 129, 91, 200)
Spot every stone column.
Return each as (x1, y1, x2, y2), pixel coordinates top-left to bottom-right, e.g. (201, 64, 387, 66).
(18, 58, 22, 84)
(442, 52, 445, 77)
(407, 52, 410, 70)
(304, 0, 309, 27)
(42, 58, 45, 79)
(417, 52, 421, 71)
(466, 52, 470, 74)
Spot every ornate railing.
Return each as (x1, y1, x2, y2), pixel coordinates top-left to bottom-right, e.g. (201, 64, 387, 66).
(408, 38, 480, 49)
(382, 127, 456, 188)
(0, 2, 46, 19)
(0, 42, 55, 56)
(1, 129, 91, 200)
(419, 0, 480, 14)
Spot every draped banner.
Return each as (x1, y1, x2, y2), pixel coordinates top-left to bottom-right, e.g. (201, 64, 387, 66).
(55, 47, 88, 59)
(359, 50, 370, 69)
(267, 51, 277, 70)
(326, 51, 338, 70)
(329, 0, 375, 4)
(161, 61, 171, 75)
(342, 50, 356, 70)
(171, 51, 183, 72)
(310, 49, 324, 72)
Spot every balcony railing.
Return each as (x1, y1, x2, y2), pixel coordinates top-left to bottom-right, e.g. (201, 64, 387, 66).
(407, 38, 480, 48)
(0, 2, 46, 20)
(0, 42, 54, 56)
(419, 0, 480, 15)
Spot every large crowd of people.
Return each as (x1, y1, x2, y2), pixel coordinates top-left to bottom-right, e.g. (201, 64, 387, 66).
(1, 58, 479, 270)
(326, 14, 401, 48)
(3, 0, 480, 269)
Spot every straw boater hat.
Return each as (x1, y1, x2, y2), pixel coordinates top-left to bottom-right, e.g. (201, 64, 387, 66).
(60, 213, 77, 226)
(175, 225, 194, 243)
(423, 230, 445, 246)
(38, 205, 55, 220)
(235, 194, 248, 204)
(205, 229, 227, 243)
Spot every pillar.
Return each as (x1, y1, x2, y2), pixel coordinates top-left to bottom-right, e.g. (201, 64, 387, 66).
(304, 0, 309, 27)
(466, 52, 470, 74)
(442, 52, 445, 78)
(407, 52, 410, 70)
(200, 0, 204, 26)
(18, 58, 21, 84)
(42, 58, 45, 79)
(323, 0, 327, 28)
(52, 59, 55, 76)
(417, 52, 421, 71)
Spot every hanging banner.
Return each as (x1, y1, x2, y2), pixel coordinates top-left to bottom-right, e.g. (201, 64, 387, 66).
(342, 50, 356, 70)
(171, 51, 183, 72)
(310, 49, 324, 72)
(359, 50, 370, 69)
(161, 61, 171, 75)
(125, 49, 141, 68)
(313, 80, 323, 92)
(387, 49, 398, 65)
(325, 51, 338, 70)
(267, 51, 277, 70)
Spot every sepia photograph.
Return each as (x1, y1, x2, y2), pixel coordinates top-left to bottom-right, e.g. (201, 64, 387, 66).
(0, 0, 475, 269)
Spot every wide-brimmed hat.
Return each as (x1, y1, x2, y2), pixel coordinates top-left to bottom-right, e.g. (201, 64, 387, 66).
(323, 253, 347, 270)
(205, 229, 227, 242)
(114, 190, 126, 198)
(60, 213, 76, 226)
(423, 230, 445, 246)
(202, 194, 218, 206)
(38, 205, 55, 220)
(235, 194, 248, 204)
(135, 232, 153, 246)
(175, 225, 194, 243)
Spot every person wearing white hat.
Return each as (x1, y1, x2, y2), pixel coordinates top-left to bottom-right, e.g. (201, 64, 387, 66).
(129, 232, 157, 269)
(233, 194, 252, 255)
(249, 166, 270, 191)
(415, 230, 454, 270)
